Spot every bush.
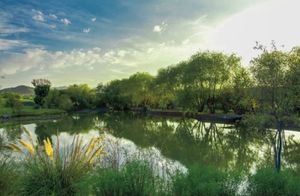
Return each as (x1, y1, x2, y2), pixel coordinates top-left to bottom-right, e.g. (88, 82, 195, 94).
(81, 161, 161, 196)
(248, 167, 300, 196)
(5, 93, 23, 113)
(172, 164, 239, 196)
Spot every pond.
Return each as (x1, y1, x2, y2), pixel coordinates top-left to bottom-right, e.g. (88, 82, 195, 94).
(1, 112, 300, 174)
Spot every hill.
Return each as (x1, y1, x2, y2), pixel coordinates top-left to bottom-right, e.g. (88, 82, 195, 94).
(0, 85, 34, 96)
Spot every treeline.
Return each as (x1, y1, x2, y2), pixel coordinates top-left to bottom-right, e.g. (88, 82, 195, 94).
(34, 44, 300, 116)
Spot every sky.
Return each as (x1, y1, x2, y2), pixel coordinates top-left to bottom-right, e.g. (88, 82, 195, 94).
(0, 0, 300, 88)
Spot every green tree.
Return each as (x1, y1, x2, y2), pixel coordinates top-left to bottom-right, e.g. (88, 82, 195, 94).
(64, 84, 96, 110)
(176, 51, 241, 113)
(250, 43, 290, 119)
(32, 79, 51, 107)
(286, 47, 300, 113)
(5, 93, 23, 114)
(44, 89, 73, 111)
(100, 80, 131, 110)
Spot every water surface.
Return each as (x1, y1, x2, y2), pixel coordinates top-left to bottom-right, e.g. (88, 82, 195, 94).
(1, 113, 300, 174)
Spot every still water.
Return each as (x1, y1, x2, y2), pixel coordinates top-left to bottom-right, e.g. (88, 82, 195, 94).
(1, 112, 300, 174)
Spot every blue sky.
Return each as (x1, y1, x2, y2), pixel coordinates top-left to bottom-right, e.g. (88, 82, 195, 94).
(1, 0, 300, 88)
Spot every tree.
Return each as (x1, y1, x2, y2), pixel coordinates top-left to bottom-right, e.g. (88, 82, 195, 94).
(5, 93, 23, 114)
(177, 51, 241, 113)
(123, 72, 154, 107)
(100, 80, 131, 110)
(44, 89, 73, 111)
(285, 47, 300, 113)
(64, 84, 96, 110)
(250, 43, 290, 119)
(32, 79, 51, 107)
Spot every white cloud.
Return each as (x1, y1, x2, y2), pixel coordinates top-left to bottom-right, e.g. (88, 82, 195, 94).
(153, 25, 162, 32)
(32, 10, 45, 22)
(83, 28, 91, 33)
(0, 12, 29, 34)
(60, 18, 71, 25)
(153, 22, 167, 33)
(49, 14, 58, 20)
(91, 17, 96, 22)
(0, 39, 30, 51)
(182, 39, 190, 45)
(49, 24, 56, 29)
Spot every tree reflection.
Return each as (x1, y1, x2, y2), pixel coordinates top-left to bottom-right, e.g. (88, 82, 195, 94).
(1, 113, 300, 173)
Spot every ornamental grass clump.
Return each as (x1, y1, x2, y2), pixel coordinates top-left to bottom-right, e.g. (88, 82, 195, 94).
(78, 160, 164, 196)
(0, 158, 19, 196)
(7, 130, 105, 196)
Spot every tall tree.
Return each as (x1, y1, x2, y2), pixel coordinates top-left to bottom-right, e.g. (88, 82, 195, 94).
(32, 79, 51, 107)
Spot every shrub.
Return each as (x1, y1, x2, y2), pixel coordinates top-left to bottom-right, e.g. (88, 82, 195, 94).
(5, 93, 23, 113)
(248, 167, 300, 196)
(81, 161, 162, 196)
(172, 164, 239, 196)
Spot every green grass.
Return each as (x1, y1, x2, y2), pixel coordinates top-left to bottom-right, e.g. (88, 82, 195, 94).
(0, 158, 19, 196)
(0, 96, 65, 117)
(248, 167, 300, 196)
(77, 161, 166, 196)
(172, 164, 240, 196)
(0, 106, 65, 117)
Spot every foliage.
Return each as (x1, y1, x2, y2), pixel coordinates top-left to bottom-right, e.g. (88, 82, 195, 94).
(286, 47, 300, 113)
(5, 93, 23, 113)
(248, 167, 300, 196)
(8, 131, 105, 196)
(79, 161, 162, 196)
(172, 164, 240, 196)
(32, 79, 51, 106)
(0, 158, 19, 196)
(250, 43, 290, 119)
(44, 89, 73, 111)
(64, 84, 96, 110)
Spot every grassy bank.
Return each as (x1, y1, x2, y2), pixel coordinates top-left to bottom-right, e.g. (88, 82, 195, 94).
(0, 106, 65, 117)
(1, 134, 300, 196)
(1, 158, 300, 196)
(0, 96, 65, 118)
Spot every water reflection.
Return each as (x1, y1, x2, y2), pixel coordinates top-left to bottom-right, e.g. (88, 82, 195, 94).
(1, 113, 300, 173)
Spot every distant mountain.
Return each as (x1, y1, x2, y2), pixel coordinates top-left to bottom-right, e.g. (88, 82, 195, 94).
(0, 85, 34, 96)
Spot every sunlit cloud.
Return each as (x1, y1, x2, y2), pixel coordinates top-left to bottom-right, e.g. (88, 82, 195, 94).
(1, 0, 299, 88)
(153, 22, 167, 33)
(0, 39, 30, 51)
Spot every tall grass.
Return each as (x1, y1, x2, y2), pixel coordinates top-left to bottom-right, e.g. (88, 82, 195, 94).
(0, 158, 19, 195)
(78, 160, 165, 196)
(172, 164, 240, 196)
(7, 131, 105, 196)
(248, 167, 300, 196)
